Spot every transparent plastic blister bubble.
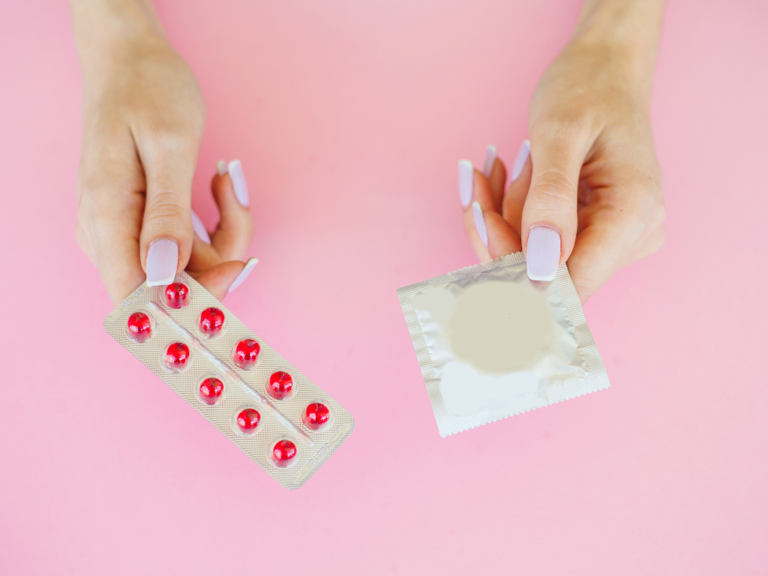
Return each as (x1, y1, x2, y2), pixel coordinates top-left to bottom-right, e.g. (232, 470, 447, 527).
(104, 272, 355, 489)
(397, 252, 609, 437)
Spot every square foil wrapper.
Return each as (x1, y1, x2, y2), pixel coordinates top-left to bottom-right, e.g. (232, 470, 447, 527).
(397, 253, 609, 437)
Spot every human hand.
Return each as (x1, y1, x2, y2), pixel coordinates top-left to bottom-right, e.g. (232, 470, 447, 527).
(459, 0, 666, 303)
(72, 1, 256, 304)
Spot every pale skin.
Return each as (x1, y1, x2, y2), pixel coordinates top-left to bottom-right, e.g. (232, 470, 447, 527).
(464, 0, 666, 303)
(72, 0, 665, 305)
(71, 0, 253, 304)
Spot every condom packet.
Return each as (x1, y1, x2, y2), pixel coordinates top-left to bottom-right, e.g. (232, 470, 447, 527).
(104, 272, 354, 489)
(397, 253, 609, 437)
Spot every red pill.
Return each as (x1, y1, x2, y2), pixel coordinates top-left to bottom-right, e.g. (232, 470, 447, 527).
(267, 371, 294, 400)
(164, 342, 190, 371)
(199, 377, 224, 405)
(199, 307, 225, 336)
(233, 339, 260, 370)
(272, 439, 297, 467)
(164, 282, 189, 309)
(303, 402, 331, 430)
(126, 312, 152, 343)
(236, 408, 261, 433)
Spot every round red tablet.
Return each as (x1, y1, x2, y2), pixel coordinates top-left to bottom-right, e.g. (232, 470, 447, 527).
(271, 439, 297, 467)
(164, 342, 190, 371)
(233, 339, 260, 370)
(267, 371, 294, 400)
(303, 402, 331, 430)
(199, 307, 225, 336)
(199, 377, 224, 405)
(164, 282, 189, 309)
(126, 312, 152, 343)
(236, 408, 261, 433)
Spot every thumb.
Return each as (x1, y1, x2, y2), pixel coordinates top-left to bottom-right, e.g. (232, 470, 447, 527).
(138, 137, 198, 287)
(521, 137, 586, 281)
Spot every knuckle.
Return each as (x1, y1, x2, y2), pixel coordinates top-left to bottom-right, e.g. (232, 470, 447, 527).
(142, 116, 201, 155)
(528, 171, 577, 213)
(534, 112, 593, 141)
(144, 191, 187, 225)
(146, 124, 191, 152)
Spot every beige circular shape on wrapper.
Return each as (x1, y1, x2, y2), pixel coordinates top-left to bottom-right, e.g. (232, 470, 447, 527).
(447, 281, 555, 375)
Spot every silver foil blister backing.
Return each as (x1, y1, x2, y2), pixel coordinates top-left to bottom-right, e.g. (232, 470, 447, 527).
(104, 272, 354, 489)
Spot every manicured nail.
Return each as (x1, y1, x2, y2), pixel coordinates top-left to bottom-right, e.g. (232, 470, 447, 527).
(458, 160, 473, 208)
(482, 145, 497, 178)
(228, 160, 249, 207)
(146, 239, 179, 287)
(511, 139, 531, 182)
(472, 202, 488, 247)
(191, 209, 211, 244)
(216, 160, 228, 176)
(228, 257, 259, 294)
(526, 227, 560, 281)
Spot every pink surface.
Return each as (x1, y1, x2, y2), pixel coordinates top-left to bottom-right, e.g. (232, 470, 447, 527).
(1, 0, 767, 574)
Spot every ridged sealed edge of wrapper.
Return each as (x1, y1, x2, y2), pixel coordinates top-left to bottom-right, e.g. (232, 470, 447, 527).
(104, 272, 354, 489)
(397, 252, 609, 437)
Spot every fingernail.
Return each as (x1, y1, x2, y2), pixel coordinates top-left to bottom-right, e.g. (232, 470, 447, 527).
(526, 227, 561, 281)
(146, 239, 179, 287)
(458, 160, 473, 208)
(216, 160, 228, 176)
(228, 257, 259, 294)
(482, 145, 497, 179)
(191, 209, 211, 244)
(472, 201, 488, 247)
(511, 139, 530, 182)
(228, 160, 249, 207)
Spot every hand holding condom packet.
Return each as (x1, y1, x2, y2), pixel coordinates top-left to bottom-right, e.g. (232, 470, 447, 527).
(104, 272, 354, 489)
(397, 253, 609, 437)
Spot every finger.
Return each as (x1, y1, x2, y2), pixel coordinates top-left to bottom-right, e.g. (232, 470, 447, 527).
(566, 222, 626, 303)
(482, 145, 507, 212)
(186, 207, 221, 275)
(210, 159, 254, 262)
(186, 230, 222, 276)
(90, 203, 146, 303)
(194, 257, 259, 300)
(459, 161, 495, 260)
(521, 134, 589, 281)
(136, 128, 200, 287)
(191, 208, 211, 244)
(502, 139, 532, 237)
(484, 210, 522, 258)
(77, 127, 148, 303)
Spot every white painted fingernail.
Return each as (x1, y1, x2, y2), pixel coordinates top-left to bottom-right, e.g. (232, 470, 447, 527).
(191, 209, 211, 245)
(228, 257, 259, 294)
(228, 160, 249, 207)
(472, 201, 488, 247)
(511, 139, 530, 182)
(526, 227, 560, 281)
(146, 239, 179, 287)
(482, 145, 497, 178)
(458, 160, 473, 208)
(216, 160, 228, 176)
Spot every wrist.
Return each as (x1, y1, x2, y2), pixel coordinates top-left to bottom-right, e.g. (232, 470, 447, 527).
(71, 0, 168, 80)
(568, 0, 665, 100)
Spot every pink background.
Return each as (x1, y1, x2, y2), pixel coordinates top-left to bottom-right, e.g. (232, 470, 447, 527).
(2, 0, 767, 573)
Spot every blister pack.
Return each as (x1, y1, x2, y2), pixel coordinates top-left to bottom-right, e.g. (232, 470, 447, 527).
(398, 253, 609, 437)
(104, 272, 354, 489)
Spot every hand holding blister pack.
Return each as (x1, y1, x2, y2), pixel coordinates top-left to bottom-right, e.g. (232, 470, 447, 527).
(398, 253, 609, 437)
(105, 272, 354, 489)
